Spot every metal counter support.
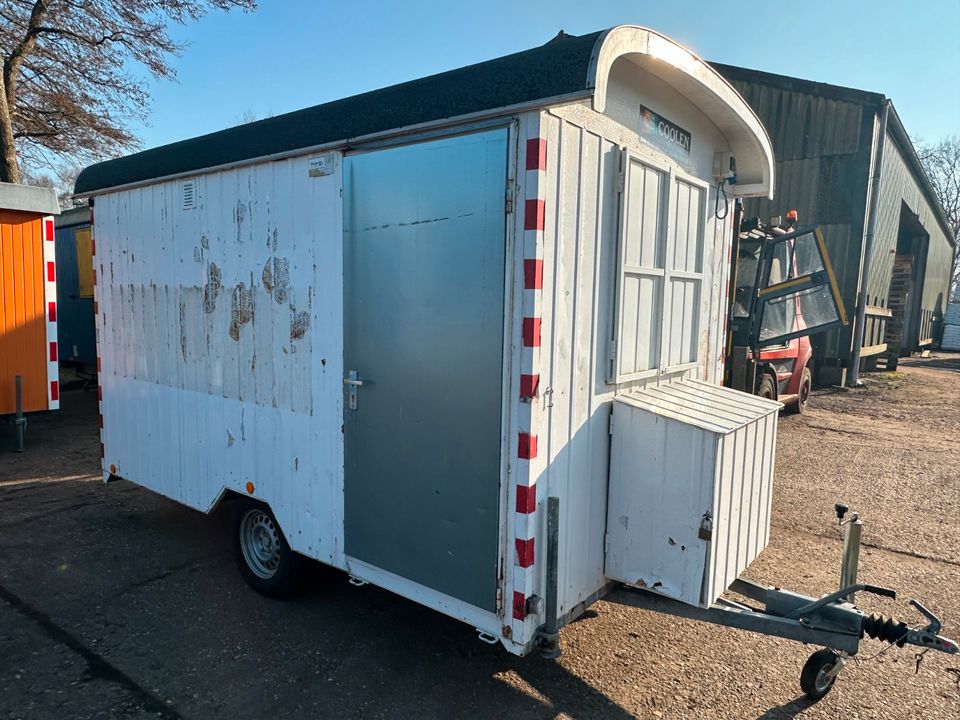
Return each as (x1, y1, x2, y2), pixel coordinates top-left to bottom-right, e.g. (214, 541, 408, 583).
(539, 496, 561, 659)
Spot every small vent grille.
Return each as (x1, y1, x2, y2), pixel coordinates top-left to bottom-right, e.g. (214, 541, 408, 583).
(181, 180, 196, 210)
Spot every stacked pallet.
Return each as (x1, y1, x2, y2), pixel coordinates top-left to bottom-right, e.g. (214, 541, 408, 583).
(942, 301, 960, 351)
(881, 255, 913, 370)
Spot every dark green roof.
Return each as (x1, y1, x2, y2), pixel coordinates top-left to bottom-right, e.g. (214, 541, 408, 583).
(76, 31, 602, 194)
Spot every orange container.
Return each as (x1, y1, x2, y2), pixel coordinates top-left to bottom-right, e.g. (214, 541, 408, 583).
(0, 183, 59, 415)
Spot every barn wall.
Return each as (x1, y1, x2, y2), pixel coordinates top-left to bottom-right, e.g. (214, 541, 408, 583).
(873, 135, 954, 348)
(716, 68, 877, 371)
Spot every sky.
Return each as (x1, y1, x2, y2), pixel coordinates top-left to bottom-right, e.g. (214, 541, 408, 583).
(132, 0, 960, 151)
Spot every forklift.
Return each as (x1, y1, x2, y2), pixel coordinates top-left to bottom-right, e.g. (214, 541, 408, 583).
(725, 203, 848, 409)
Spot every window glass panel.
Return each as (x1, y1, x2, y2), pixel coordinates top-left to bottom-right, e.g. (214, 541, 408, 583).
(763, 231, 824, 288)
(759, 284, 839, 341)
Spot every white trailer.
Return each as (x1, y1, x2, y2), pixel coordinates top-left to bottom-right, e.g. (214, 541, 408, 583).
(76, 25, 955, 699)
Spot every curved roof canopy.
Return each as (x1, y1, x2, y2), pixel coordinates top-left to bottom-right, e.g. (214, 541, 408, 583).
(76, 26, 773, 198)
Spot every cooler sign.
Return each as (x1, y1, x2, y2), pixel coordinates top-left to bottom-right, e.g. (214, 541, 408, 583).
(639, 105, 691, 159)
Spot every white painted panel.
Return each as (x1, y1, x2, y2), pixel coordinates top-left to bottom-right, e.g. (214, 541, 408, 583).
(95, 153, 345, 567)
(666, 277, 699, 366)
(606, 380, 779, 607)
(538, 111, 620, 620)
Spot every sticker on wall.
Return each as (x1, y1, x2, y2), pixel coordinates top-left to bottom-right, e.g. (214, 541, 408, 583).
(308, 153, 335, 177)
(639, 104, 691, 162)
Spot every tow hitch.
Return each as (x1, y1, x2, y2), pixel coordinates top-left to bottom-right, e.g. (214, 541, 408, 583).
(613, 503, 957, 701)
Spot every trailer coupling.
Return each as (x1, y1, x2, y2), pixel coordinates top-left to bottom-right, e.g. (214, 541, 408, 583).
(611, 503, 957, 701)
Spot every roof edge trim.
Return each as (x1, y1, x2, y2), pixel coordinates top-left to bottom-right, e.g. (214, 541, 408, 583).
(0, 182, 59, 215)
(585, 26, 775, 198)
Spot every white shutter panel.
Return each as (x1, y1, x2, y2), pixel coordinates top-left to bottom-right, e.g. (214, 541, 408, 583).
(612, 152, 668, 381)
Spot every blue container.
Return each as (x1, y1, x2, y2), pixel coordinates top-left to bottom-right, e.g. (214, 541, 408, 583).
(55, 206, 96, 367)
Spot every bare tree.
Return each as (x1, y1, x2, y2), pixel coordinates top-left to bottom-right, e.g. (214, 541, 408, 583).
(914, 134, 960, 292)
(0, 0, 255, 184)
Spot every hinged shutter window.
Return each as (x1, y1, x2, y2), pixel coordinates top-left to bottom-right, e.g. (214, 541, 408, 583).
(612, 151, 708, 383)
(614, 154, 666, 378)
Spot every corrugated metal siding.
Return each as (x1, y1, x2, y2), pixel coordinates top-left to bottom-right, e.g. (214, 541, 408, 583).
(54, 221, 97, 365)
(95, 153, 345, 566)
(727, 84, 863, 161)
(872, 137, 954, 347)
(723, 76, 876, 364)
(0, 210, 48, 413)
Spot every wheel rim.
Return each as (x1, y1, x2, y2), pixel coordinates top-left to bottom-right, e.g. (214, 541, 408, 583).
(239, 508, 282, 579)
(814, 662, 835, 693)
(800, 379, 811, 405)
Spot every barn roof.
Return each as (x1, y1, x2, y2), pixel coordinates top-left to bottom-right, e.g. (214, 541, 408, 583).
(76, 27, 774, 198)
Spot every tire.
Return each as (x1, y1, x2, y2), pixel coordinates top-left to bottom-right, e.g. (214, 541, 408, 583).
(756, 372, 777, 401)
(785, 366, 812, 415)
(800, 649, 841, 701)
(233, 497, 305, 599)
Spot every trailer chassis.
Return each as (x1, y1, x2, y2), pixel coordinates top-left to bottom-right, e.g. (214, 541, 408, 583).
(538, 502, 958, 701)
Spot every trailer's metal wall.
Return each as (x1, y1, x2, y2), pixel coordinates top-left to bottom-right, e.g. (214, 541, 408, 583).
(533, 57, 734, 621)
(95, 154, 345, 566)
(54, 216, 97, 365)
(0, 210, 50, 413)
(872, 136, 954, 346)
(716, 71, 876, 371)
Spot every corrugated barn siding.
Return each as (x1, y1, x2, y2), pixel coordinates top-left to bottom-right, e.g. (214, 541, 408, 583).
(54, 221, 97, 365)
(871, 137, 954, 345)
(721, 74, 876, 365)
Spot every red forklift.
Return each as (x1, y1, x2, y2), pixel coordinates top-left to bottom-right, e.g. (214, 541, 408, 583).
(725, 205, 848, 411)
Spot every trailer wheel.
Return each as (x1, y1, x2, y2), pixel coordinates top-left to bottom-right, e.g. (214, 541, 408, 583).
(800, 648, 841, 701)
(756, 372, 777, 401)
(233, 498, 305, 599)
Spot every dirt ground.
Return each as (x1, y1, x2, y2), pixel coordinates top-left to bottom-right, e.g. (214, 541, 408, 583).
(2, 355, 960, 719)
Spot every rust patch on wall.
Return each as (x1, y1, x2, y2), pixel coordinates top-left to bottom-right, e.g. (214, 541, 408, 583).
(234, 201, 247, 243)
(262, 258, 274, 294)
(261, 256, 289, 305)
(229, 282, 255, 341)
(290, 309, 310, 340)
(179, 298, 187, 358)
(203, 262, 221, 314)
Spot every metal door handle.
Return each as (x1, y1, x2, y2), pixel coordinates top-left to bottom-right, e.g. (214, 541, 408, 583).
(345, 370, 365, 410)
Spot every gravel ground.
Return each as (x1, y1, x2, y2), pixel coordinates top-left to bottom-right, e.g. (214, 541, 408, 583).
(1, 355, 959, 719)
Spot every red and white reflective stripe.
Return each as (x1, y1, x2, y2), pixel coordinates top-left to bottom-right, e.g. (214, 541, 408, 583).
(90, 204, 105, 469)
(41, 215, 59, 410)
(513, 133, 548, 628)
